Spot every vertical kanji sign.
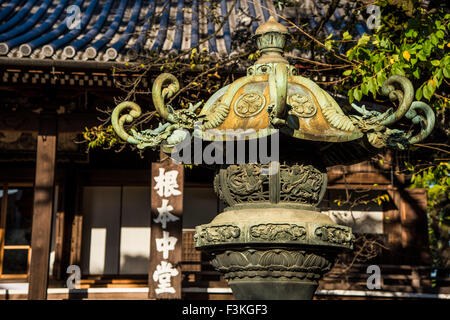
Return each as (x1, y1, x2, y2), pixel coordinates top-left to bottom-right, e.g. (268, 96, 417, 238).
(149, 159, 184, 299)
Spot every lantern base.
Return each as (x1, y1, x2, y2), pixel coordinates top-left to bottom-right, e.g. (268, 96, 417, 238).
(229, 279, 318, 300)
(195, 207, 354, 300)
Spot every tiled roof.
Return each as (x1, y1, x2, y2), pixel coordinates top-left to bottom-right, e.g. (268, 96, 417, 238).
(0, 0, 367, 63)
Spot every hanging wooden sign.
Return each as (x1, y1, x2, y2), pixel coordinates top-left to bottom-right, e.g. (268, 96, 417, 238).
(148, 157, 184, 299)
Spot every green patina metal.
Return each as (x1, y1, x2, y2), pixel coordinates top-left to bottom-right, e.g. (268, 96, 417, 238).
(110, 16, 436, 300)
(111, 16, 434, 152)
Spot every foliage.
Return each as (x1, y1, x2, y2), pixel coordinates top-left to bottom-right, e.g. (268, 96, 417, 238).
(82, 124, 122, 150)
(325, 2, 449, 107)
(318, 0, 449, 267)
(334, 192, 390, 207)
(408, 161, 450, 267)
(410, 162, 450, 209)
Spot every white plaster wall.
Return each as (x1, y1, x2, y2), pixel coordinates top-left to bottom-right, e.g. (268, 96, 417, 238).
(119, 187, 151, 275)
(81, 187, 121, 275)
(322, 210, 384, 234)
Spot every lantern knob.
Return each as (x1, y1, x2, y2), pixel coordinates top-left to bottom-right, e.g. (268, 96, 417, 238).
(254, 16, 289, 64)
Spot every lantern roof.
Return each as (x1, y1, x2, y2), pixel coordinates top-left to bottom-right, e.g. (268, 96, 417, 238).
(111, 15, 435, 165)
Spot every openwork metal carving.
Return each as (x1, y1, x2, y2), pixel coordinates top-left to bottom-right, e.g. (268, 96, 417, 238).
(279, 164, 325, 205)
(213, 164, 268, 205)
(214, 163, 326, 208)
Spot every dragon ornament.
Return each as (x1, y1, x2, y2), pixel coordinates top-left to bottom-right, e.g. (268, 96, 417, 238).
(349, 75, 435, 149)
(111, 73, 202, 150)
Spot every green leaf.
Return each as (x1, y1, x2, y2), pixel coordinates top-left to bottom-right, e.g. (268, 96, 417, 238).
(431, 60, 440, 66)
(417, 51, 427, 61)
(413, 68, 420, 79)
(428, 79, 436, 91)
(436, 70, 443, 85)
(343, 69, 352, 76)
(423, 40, 432, 55)
(362, 82, 369, 95)
(405, 29, 415, 38)
(368, 77, 377, 96)
(348, 88, 354, 104)
(431, 34, 439, 46)
(423, 85, 432, 100)
(374, 61, 383, 72)
(357, 34, 371, 47)
(354, 87, 362, 101)
(377, 72, 387, 86)
(444, 67, 450, 78)
(342, 31, 352, 41)
(415, 86, 423, 100)
(405, 161, 414, 171)
(392, 65, 405, 76)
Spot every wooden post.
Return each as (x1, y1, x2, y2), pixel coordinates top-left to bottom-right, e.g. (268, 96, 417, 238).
(70, 214, 83, 266)
(58, 166, 81, 278)
(52, 211, 64, 280)
(69, 171, 83, 267)
(148, 151, 184, 299)
(0, 185, 8, 278)
(399, 188, 429, 264)
(28, 115, 57, 300)
(52, 176, 66, 280)
(383, 189, 403, 264)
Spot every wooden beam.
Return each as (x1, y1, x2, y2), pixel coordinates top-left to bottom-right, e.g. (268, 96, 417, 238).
(327, 172, 392, 186)
(0, 111, 104, 133)
(0, 185, 8, 278)
(28, 115, 57, 300)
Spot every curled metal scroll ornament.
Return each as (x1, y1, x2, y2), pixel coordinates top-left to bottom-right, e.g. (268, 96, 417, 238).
(111, 73, 201, 150)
